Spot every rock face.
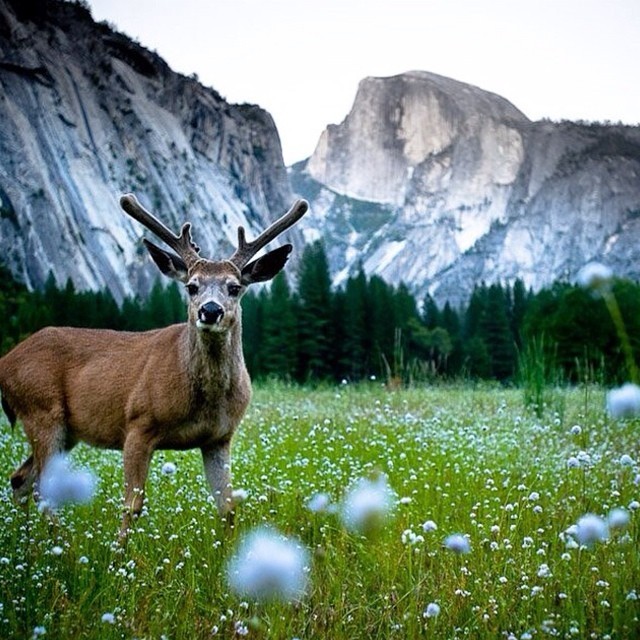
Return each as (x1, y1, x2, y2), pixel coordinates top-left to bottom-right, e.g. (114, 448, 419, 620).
(295, 71, 640, 305)
(0, 0, 292, 301)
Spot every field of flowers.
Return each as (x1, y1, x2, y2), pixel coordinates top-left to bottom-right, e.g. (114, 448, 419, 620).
(0, 382, 638, 639)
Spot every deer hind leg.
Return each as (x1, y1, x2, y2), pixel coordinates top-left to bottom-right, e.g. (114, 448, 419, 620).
(13, 410, 66, 504)
(11, 454, 36, 504)
(120, 430, 154, 537)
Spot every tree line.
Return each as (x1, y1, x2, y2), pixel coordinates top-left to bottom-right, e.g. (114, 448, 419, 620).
(1, 242, 639, 385)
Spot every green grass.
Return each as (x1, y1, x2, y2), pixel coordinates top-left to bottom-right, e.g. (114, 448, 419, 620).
(1, 383, 639, 639)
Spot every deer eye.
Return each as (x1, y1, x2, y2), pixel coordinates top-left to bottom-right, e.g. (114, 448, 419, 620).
(186, 282, 199, 296)
(227, 283, 242, 297)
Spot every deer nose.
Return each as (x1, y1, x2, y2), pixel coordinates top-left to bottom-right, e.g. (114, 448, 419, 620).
(198, 301, 224, 325)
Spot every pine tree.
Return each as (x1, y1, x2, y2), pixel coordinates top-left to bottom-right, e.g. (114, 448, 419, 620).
(261, 273, 297, 379)
(296, 241, 334, 380)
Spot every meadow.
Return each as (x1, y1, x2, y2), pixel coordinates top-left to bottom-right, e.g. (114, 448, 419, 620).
(0, 382, 638, 639)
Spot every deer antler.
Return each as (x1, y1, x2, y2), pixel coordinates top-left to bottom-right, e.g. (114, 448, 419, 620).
(229, 199, 309, 269)
(120, 193, 201, 266)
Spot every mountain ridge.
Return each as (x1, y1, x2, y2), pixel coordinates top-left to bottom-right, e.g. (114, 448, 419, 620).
(0, 0, 292, 301)
(294, 72, 640, 304)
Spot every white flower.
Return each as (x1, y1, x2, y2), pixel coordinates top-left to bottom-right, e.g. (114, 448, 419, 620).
(38, 454, 96, 511)
(606, 383, 640, 419)
(619, 454, 636, 467)
(607, 507, 630, 529)
(101, 612, 115, 624)
(576, 262, 613, 291)
(341, 475, 394, 533)
(306, 492, 331, 513)
(51, 546, 63, 556)
(574, 514, 609, 546)
(227, 528, 309, 601)
(537, 563, 552, 578)
(444, 533, 470, 554)
(629, 500, 640, 510)
(567, 456, 580, 469)
(423, 602, 440, 618)
(570, 424, 582, 435)
(231, 488, 248, 503)
(422, 519, 438, 532)
(161, 462, 177, 475)
(32, 626, 46, 637)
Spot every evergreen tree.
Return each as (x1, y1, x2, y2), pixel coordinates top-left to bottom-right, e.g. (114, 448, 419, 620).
(482, 284, 516, 380)
(296, 241, 334, 380)
(261, 273, 297, 379)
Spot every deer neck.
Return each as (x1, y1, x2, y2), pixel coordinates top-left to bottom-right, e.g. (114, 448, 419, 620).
(183, 320, 245, 394)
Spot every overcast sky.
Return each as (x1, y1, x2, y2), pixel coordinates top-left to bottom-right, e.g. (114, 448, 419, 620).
(86, 0, 639, 165)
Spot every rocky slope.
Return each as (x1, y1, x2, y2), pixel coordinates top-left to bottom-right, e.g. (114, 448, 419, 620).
(0, 0, 292, 301)
(293, 71, 640, 305)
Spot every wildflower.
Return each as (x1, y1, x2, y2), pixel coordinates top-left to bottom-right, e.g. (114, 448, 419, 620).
(574, 514, 608, 546)
(306, 493, 331, 513)
(607, 507, 630, 529)
(423, 602, 440, 618)
(32, 627, 46, 637)
(537, 563, 552, 578)
(567, 456, 580, 469)
(231, 488, 248, 504)
(227, 528, 309, 602)
(629, 500, 640, 510)
(161, 462, 177, 475)
(619, 454, 636, 467)
(444, 533, 470, 554)
(101, 612, 115, 624)
(576, 262, 613, 292)
(422, 519, 438, 532)
(51, 546, 63, 556)
(606, 383, 640, 419)
(38, 454, 96, 511)
(570, 424, 582, 435)
(341, 475, 394, 534)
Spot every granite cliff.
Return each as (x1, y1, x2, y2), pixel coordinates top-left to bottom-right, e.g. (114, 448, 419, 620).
(293, 71, 640, 304)
(0, 0, 292, 300)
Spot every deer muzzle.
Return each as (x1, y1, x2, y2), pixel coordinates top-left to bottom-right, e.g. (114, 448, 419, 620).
(197, 301, 225, 331)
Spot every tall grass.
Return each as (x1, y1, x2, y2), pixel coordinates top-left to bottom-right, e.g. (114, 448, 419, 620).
(1, 383, 638, 639)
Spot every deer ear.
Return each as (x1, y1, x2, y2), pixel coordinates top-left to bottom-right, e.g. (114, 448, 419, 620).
(143, 239, 189, 282)
(241, 244, 292, 285)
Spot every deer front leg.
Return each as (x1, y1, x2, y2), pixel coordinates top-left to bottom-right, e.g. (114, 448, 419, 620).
(120, 431, 154, 537)
(201, 439, 233, 518)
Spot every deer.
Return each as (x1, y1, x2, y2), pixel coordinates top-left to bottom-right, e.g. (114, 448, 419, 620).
(0, 193, 308, 536)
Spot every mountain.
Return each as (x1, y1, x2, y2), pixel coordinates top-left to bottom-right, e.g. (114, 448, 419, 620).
(292, 71, 640, 305)
(0, 0, 292, 301)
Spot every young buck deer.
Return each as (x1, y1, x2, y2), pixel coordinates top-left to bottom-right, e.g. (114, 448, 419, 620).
(0, 193, 308, 535)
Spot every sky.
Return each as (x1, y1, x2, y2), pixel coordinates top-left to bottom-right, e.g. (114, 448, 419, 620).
(86, 0, 640, 166)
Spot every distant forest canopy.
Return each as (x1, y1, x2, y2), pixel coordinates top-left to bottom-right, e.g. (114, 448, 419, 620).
(1, 241, 639, 385)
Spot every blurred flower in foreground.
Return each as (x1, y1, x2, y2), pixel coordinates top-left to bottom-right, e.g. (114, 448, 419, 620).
(341, 475, 395, 534)
(576, 262, 613, 292)
(423, 602, 441, 618)
(607, 507, 630, 530)
(306, 492, 331, 513)
(574, 513, 609, 546)
(606, 383, 640, 419)
(444, 533, 471, 554)
(38, 454, 96, 511)
(227, 528, 309, 602)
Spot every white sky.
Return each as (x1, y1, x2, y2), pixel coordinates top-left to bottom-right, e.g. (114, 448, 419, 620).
(86, 0, 640, 166)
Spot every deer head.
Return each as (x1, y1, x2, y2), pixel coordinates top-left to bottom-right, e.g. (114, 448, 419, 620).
(120, 194, 308, 333)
